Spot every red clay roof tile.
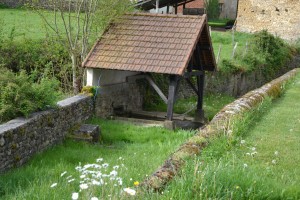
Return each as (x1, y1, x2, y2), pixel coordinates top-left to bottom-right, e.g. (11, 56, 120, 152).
(82, 13, 216, 74)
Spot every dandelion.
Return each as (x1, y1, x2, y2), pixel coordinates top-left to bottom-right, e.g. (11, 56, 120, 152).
(60, 171, 67, 177)
(134, 181, 139, 186)
(80, 183, 89, 190)
(123, 188, 136, 196)
(240, 140, 246, 144)
(91, 197, 99, 200)
(72, 192, 79, 200)
(50, 183, 57, 188)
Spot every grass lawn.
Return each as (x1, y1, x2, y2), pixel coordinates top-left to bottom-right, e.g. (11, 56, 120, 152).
(211, 31, 253, 67)
(144, 72, 300, 199)
(0, 119, 194, 199)
(0, 8, 54, 40)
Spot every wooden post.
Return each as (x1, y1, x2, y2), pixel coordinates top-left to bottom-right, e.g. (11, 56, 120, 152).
(166, 75, 179, 121)
(195, 73, 205, 123)
(175, 3, 178, 14)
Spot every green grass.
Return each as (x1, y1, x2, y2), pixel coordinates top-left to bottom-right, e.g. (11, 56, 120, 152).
(0, 119, 194, 199)
(145, 94, 235, 121)
(208, 18, 231, 28)
(0, 8, 55, 40)
(211, 31, 253, 65)
(144, 73, 300, 199)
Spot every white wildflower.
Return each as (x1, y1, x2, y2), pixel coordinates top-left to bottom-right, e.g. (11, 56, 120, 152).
(272, 160, 276, 164)
(251, 147, 256, 151)
(110, 170, 118, 177)
(72, 192, 79, 200)
(66, 175, 73, 179)
(240, 140, 246, 144)
(123, 188, 136, 196)
(251, 151, 257, 156)
(118, 157, 123, 160)
(60, 171, 67, 177)
(113, 165, 119, 170)
(68, 179, 75, 183)
(102, 163, 109, 168)
(246, 153, 251, 156)
(274, 151, 279, 156)
(50, 183, 57, 188)
(80, 175, 86, 179)
(243, 163, 248, 168)
(96, 158, 103, 162)
(91, 197, 99, 200)
(80, 183, 89, 190)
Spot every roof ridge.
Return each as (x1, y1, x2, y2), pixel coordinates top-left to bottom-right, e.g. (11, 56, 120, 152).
(125, 12, 206, 19)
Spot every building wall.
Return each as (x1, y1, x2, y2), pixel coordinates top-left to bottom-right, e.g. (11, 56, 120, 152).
(219, 0, 238, 19)
(177, 0, 204, 13)
(0, 95, 93, 173)
(236, 0, 300, 41)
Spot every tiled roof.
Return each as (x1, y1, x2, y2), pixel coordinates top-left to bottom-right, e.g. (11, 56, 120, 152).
(82, 13, 216, 75)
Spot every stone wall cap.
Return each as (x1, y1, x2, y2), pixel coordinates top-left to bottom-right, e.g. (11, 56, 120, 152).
(57, 94, 91, 107)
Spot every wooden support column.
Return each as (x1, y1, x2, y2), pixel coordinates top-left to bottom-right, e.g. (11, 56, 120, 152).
(195, 72, 205, 123)
(166, 75, 179, 121)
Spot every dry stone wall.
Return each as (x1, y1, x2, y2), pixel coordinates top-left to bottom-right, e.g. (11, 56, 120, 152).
(0, 95, 93, 173)
(236, 0, 300, 41)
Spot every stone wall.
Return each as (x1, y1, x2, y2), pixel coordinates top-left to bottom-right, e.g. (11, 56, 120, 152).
(0, 95, 93, 173)
(236, 0, 300, 41)
(95, 81, 143, 118)
(178, 55, 299, 98)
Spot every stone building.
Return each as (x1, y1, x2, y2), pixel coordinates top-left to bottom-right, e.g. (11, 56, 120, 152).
(236, 0, 300, 41)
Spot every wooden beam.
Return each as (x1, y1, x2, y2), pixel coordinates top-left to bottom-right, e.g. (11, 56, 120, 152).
(166, 75, 179, 121)
(185, 78, 198, 95)
(145, 75, 168, 104)
(183, 71, 204, 78)
(196, 73, 205, 111)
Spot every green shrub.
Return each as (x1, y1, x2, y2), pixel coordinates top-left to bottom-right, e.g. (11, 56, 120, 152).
(0, 69, 62, 123)
(0, 38, 72, 92)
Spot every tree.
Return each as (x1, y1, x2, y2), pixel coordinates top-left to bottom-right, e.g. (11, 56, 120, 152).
(204, 0, 220, 20)
(32, 0, 132, 93)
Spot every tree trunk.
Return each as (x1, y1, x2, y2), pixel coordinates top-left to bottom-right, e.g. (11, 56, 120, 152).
(71, 52, 79, 94)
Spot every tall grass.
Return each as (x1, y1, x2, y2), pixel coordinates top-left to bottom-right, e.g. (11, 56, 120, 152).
(143, 73, 300, 199)
(0, 119, 194, 199)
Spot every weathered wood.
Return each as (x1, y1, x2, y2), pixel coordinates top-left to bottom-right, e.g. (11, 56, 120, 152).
(197, 73, 205, 111)
(166, 75, 179, 121)
(145, 75, 168, 104)
(183, 71, 204, 78)
(185, 78, 198, 95)
(216, 44, 222, 64)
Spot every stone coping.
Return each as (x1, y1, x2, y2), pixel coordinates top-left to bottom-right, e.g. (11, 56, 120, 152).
(141, 68, 299, 191)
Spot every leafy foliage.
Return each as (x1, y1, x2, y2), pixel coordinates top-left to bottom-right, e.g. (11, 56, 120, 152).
(0, 69, 61, 123)
(219, 30, 294, 77)
(204, 0, 220, 20)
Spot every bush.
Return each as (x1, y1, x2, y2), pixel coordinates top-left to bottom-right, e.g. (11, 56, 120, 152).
(0, 69, 62, 123)
(0, 38, 72, 92)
